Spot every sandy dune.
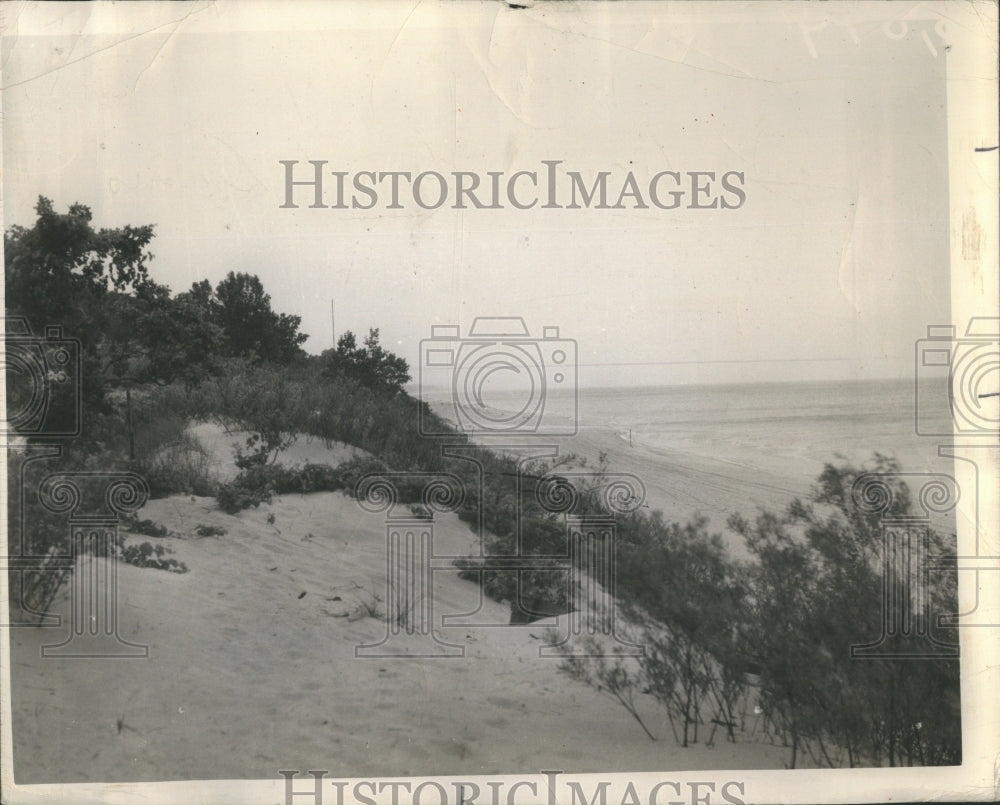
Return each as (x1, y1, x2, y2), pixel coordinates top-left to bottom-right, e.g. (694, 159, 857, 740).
(8, 425, 794, 783)
(468, 425, 809, 564)
(185, 421, 371, 484)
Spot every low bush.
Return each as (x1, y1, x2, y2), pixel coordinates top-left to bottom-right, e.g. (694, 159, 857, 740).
(194, 524, 227, 537)
(121, 515, 171, 538)
(215, 458, 372, 514)
(551, 456, 961, 768)
(120, 541, 188, 573)
(216, 466, 276, 514)
(333, 455, 391, 495)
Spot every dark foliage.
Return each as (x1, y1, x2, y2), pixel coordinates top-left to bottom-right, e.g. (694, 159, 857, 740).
(319, 328, 411, 395)
(180, 272, 308, 364)
(4, 198, 961, 769)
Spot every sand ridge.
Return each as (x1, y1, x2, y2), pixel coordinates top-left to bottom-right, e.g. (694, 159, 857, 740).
(8, 424, 792, 782)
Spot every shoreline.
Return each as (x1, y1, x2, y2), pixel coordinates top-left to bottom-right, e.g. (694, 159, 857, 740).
(430, 402, 810, 555)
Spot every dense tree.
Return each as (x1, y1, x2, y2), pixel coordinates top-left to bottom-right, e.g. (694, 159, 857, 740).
(5, 196, 154, 329)
(207, 271, 308, 363)
(5, 198, 221, 451)
(730, 455, 960, 767)
(321, 327, 410, 394)
(5, 197, 159, 430)
(98, 281, 222, 457)
(176, 278, 218, 316)
(549, 455, 959, 766)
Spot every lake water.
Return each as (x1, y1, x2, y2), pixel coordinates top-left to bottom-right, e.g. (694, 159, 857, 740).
(575, 378, 955, 482)
(426, 377, 961, 493)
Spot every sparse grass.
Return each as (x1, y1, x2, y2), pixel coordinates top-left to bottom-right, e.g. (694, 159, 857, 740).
(131, 407, 189, 461)
(334, 455, 391, 494)
(134, 431, 218, 499)
(12, 548, 73, 624)
(554, 633, 658, 742)
(214, 457, 387, 514)
(354, 583, 385, 620)
(331, 580, 387, 621)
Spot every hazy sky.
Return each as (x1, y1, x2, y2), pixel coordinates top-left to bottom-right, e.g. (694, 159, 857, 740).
(2, 2, 951, 387)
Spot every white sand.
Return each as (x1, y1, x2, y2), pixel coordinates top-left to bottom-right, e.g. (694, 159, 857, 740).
(185, 421, 370, 484)
(8, 424, 796, 783)
(470, 425, 810, 564)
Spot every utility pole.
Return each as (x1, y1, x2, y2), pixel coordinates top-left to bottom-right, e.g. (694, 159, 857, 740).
(331, 299, 335, 348)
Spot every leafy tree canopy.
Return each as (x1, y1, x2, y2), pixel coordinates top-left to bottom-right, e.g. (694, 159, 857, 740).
(5, 198, 221, 447)
(179, 271, 308, 364)
(320, 327, 410, 394)
(5, 196, 155, 332)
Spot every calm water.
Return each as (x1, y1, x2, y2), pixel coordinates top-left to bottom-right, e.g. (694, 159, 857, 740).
(441, 378, 959, 485)
(578, 379, 953, 480)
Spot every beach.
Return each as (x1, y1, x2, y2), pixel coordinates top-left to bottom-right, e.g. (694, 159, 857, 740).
(7, 417, 801, 784)
(435, 378, 955, 552)
(7, 380, 954, 781)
